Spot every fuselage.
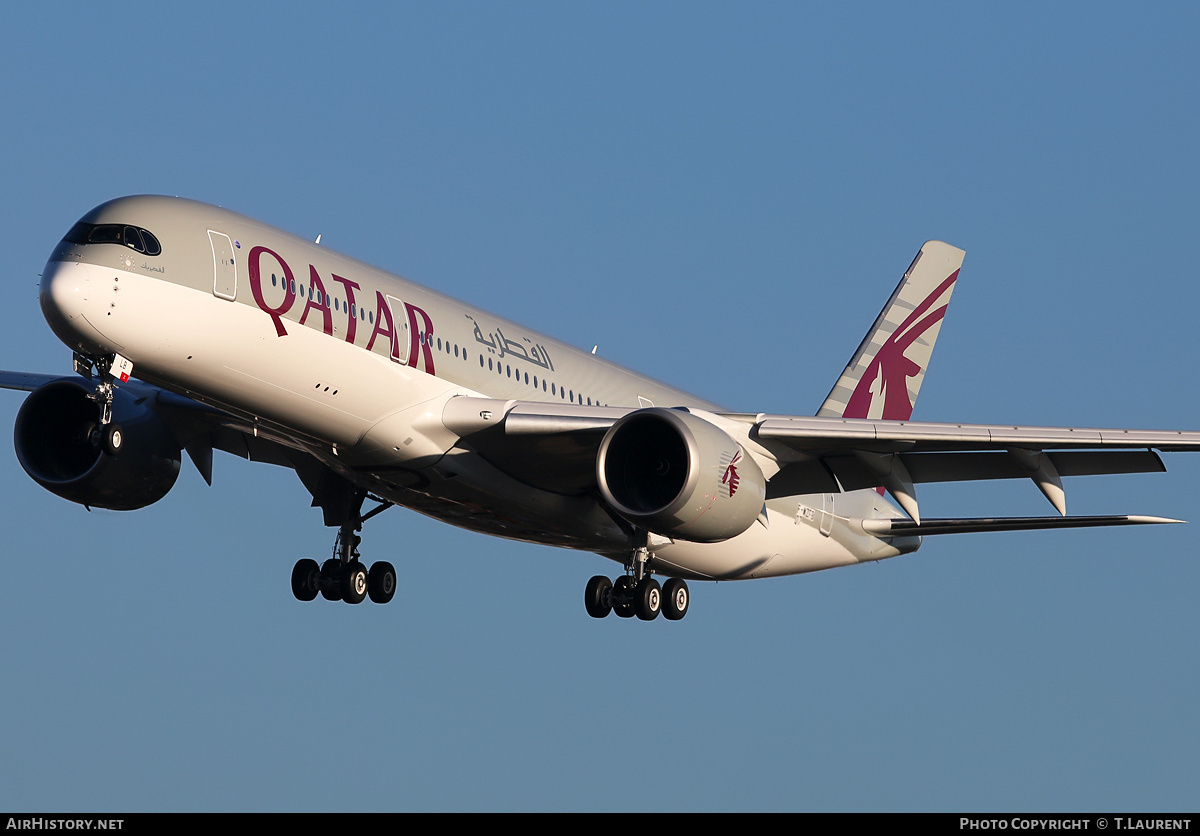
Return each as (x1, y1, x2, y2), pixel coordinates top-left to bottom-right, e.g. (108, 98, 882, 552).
(39, 196, 913, 580)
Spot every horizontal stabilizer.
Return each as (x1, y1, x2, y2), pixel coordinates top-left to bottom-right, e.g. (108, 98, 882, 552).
(861, 515, 1182, 537)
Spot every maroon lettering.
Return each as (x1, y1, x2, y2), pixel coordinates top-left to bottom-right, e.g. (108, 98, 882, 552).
(247, 244, 438, 372)
(299, 265, 333, 335)
(405, 302, 436, 374)
(366, 291, 399, 360)
(331, 274, 361, 344)
(248, 246, 295, 337)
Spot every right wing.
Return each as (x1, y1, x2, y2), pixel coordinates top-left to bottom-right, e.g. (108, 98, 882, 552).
(0, 371, 60, 392)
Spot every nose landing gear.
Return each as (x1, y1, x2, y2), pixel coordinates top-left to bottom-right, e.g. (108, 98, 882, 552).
(74, 351, 131, 458)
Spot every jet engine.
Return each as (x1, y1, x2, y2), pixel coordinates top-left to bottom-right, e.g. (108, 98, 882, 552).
(596, 408, 766, 543)
(14, 379, 181, 510)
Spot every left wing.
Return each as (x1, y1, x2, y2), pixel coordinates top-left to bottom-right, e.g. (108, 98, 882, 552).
(440, 397, 1200, 527)
(751, 413, 1200, 519)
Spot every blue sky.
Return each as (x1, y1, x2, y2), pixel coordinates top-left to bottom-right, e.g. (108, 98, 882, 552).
(1, 3, 1198, 811)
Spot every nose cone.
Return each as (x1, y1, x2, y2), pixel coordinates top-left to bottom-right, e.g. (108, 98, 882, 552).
(40, 260, 109, 355)
(40, 259, 86, 335)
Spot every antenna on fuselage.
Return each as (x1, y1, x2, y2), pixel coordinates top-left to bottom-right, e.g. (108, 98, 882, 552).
(591, 345, 597, 354)
(315, 234, 322, 244)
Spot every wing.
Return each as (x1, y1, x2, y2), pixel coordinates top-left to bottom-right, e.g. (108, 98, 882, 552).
(0, 369, 316, 489)
(751, 413, 1200, 519)
(0, 371, 61, 392)
(440, 397, 1200, 529)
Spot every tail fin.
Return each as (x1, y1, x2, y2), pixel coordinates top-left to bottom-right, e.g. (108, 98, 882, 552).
(817, 241, 965, 420)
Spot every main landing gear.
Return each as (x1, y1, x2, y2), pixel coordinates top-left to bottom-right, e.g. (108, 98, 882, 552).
(290, 491, 397, 605)
(583, 546, 690, 621)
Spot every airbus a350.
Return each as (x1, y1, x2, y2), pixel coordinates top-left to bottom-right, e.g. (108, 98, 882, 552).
(5, 196, 1197, 620)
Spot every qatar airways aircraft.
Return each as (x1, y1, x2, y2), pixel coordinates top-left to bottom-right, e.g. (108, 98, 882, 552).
(3, 195, 1198, 621)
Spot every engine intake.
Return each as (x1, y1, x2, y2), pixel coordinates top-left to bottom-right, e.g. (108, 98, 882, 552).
(597, 408, 765, 543)
(15, 379, 182, 510)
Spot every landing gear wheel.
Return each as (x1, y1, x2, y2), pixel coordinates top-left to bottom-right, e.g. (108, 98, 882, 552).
(368, 561, 396, 604)
(342, 561, 368, 604)
(613, 576, 635, 618)
(102, 422, 124, 456)
(81, 421, 99, 450)
(290, 559, 320, 601)
(319, 559, 343, 601)
(635, 577, 662, 621)
(662, 578, 689, 621)
(584, 575, 613, 618)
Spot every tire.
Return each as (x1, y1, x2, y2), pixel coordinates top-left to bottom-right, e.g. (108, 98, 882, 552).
(584, 575, 612, 618)
(102, 422, 123, 456)
(635, 577, 662, 621)
(342, 561, 368, 604)
(290, 558, 320, 601)
(368, 561, 397, 604)
(319, 558, 343, 601)
(662, 578, 689, 621)
(81, 421, 99, 450)
(613, 576, 635, 618)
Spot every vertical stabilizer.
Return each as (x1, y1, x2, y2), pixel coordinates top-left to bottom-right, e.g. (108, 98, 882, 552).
(817, 241, 965, 420)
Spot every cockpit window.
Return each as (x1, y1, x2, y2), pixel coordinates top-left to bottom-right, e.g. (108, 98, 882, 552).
(64, 222, 162, 256)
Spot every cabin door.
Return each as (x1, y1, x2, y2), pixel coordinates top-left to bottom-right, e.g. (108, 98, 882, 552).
(387, 295, 410, 364)
(208, 231, 237, 300)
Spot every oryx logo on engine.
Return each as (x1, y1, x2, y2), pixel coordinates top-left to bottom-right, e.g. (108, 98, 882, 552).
(721, 449, 742, 498)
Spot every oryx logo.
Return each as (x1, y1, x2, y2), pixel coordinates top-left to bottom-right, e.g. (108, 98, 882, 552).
(721, 450, 742, 497)
(843, 270, 959, 421)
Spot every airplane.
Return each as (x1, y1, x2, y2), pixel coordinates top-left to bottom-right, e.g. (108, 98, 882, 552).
(4, 194, 1199, 621)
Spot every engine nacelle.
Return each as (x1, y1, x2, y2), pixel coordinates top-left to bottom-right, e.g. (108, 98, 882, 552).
(597, 408, 766, 543)
(15, 379, 182, 510)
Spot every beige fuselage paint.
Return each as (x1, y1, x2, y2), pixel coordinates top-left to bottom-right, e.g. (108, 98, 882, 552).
(39, 195, 909, 578)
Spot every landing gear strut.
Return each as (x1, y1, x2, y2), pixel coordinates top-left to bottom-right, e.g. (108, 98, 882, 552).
(75, 351, 131, 457)
(583, 544, 689, 621)
(291, 489, 397, 605)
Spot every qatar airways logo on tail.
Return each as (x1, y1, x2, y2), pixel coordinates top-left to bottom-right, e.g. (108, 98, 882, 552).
(721, 449, 742, 498)
(246, 245, 437, 375)
(842, 270, 959, 422)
